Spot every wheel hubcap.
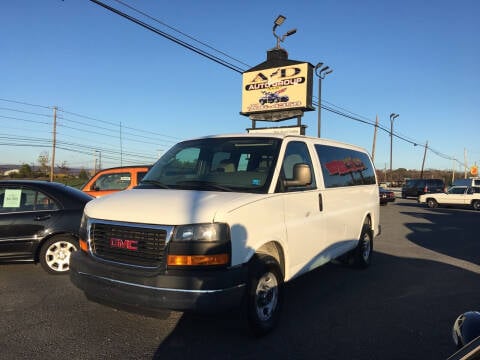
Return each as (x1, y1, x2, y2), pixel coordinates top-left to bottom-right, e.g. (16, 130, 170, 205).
(45, 241, 77, 272)
(255, 272, 278, 321)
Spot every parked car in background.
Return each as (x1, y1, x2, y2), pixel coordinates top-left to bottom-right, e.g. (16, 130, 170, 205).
(453, 177, 480, 187)
(81, 165, 150, 197)
(0, 180, 92, 273)
(418, 186, 480, 210)
(379, 187, 395, 205)
(401, 178, 445, 198)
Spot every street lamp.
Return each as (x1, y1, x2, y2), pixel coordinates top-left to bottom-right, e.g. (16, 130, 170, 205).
(315, 63, 333, 137)
(273, 14, 297, 49)
(389, 113, 399, 176)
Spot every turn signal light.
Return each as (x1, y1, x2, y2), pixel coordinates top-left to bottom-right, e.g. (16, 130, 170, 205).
(79, 239, 88, 252)
(167, 254, 229, 266)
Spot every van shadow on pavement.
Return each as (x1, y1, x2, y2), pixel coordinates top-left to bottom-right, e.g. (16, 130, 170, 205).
(154, 249, 480, 360)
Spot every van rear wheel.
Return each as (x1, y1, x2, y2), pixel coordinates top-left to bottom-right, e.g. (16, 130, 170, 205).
(245, 254, 283, 336)
(353, 225, 373, 268)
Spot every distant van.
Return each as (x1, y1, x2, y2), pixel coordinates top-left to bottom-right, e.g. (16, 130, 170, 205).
(401, 178, 445, 198)
(81, 166, 150, 197)
(453, 177, 480, 187)
(70, 134, 380, 335)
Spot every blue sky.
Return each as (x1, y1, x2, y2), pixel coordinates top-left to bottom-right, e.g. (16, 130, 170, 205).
(1, 0, 478, 171)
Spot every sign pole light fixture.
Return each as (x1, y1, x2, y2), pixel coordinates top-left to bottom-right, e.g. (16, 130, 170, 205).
(315, 63, 333, 138)
(273, 15, 297, 49)
(389, 113, 399, 176)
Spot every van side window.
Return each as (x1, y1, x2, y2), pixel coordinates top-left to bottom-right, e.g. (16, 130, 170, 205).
(315, 144, 376, 188)
(278, 141, 316, 192)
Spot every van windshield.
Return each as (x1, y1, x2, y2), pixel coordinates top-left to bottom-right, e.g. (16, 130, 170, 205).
(139, 137, 281, 193)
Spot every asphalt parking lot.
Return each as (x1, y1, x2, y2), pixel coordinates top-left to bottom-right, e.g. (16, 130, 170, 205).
(1, 198, 479, 360)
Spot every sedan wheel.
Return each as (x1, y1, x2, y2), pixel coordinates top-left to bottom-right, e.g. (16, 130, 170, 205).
(40, 236, 78, 274)
(427, 198, 438, 208)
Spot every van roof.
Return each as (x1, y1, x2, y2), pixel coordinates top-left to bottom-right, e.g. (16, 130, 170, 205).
(184, 133, 369, 153)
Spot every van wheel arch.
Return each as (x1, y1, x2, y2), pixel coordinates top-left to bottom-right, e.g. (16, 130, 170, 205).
(253, 241, 285, 279)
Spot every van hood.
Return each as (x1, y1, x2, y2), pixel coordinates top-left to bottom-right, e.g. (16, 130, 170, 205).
(84, 189, 264, 225)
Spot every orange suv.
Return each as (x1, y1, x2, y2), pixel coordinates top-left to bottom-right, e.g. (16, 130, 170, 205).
(81, 166, 151, 197)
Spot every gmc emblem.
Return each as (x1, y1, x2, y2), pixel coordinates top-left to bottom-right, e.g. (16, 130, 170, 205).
(110, 237, 138, 251)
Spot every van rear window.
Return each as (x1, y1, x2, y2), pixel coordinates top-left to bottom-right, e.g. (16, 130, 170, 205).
(314, 145, 376, 188)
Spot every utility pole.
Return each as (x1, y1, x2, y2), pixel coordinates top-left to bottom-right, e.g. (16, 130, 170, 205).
(389, 113, 399, 179)
(93, 152, 98, 174)
(315, 62, 333, 138)
(420, 140, 428, 179)
(464, 148, 468, 179)
(50, 106, 57, 182)
(120, 122, 123, 167)
(371, 115, 378, 161)
(452, 158, 456, 185)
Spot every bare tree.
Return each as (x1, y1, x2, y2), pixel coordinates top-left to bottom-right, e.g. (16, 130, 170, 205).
(37, 151, 50, 176)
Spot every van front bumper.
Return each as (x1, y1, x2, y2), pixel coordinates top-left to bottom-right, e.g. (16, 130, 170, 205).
(70, 252, 247, 315)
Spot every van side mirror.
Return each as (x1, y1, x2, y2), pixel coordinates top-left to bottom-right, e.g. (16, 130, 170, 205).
(284, 163, 312, 188)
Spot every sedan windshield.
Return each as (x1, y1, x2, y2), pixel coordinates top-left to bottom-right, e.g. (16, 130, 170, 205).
(139, 137, 281, 193)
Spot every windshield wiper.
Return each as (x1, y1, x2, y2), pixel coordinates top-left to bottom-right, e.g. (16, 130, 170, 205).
(139, 180, 170, 189)
(175, 180, 233, 192)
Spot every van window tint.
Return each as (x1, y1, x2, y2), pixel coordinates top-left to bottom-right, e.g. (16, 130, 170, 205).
(314, 144, 376, 188)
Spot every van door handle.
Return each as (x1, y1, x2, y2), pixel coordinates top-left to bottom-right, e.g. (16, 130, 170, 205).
(34, 214, 51, 221)
(318, 193, 323, 212)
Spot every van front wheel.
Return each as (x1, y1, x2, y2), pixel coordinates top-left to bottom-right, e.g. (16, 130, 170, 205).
(246, 254, 283, 336)
(353, 225, 373, 268)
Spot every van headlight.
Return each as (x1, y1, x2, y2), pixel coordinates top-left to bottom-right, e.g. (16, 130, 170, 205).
(168, 223, 231, 267)
(173, 223, 228, 242)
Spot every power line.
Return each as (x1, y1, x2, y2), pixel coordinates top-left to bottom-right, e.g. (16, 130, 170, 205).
(88, 0, 245, 74)
(0, 98, 52, 110)
(111, 0, 251, 68)
(0, 114, 50, 126)
(0, 106, 52, 118)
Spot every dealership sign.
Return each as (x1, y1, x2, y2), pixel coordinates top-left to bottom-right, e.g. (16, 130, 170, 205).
(241, 62, 313, 118)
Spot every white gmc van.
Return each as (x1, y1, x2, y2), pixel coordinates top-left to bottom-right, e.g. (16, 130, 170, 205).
(70, 133, 380, 335)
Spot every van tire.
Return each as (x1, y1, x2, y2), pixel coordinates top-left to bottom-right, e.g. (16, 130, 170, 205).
(245, 254, 283, 336)
(353, 225, 373, 269)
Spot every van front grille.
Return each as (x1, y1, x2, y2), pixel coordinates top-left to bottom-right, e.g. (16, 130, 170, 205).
(90, 222, 170, 268)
